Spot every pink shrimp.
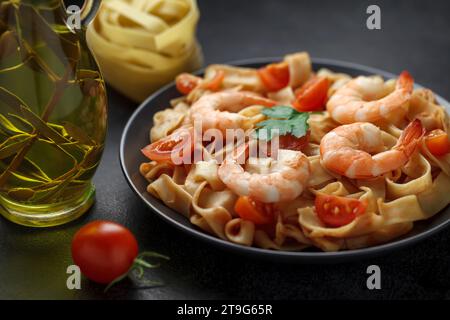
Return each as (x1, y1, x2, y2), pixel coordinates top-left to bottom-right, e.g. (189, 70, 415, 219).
(327, 71, 414, 124)
(189, 91, 276, 131)
(320, 119, 425, 179)
(218, 149, 311, 203)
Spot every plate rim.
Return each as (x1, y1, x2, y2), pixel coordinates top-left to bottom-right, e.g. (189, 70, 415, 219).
(119, 57, 450, 262)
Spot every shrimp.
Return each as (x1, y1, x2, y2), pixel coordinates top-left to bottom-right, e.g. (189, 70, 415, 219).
(218, 149, 311, 203)
(327, 71, 414, 124)
(189, 91, 276, 131)
(320, 120, 425, 179)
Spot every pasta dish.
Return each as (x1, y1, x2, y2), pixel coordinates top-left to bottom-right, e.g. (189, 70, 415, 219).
(139, 52, 450, 251)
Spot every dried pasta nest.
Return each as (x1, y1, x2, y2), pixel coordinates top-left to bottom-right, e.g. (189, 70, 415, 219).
(87, 0, 203, 102)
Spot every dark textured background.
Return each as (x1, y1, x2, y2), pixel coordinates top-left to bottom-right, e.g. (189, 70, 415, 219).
(0, 0, 449, 299)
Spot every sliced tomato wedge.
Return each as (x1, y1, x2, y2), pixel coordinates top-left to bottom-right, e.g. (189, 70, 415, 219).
(176, 73, 202, 95)
(293, 76, 330, 112)
(425, 129, 450, 157)
(277, 131, 310, 151)
(234, 196, 274, 225)
(201, 70, 225, 91)
(141, 127, 194, 165)
(258, 62, 290, 92)
(315, 194, 367, 228)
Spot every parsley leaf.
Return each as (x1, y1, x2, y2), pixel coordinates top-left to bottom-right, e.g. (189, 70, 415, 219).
(261, 106, 297, 119)
(254, 106, 310, 141)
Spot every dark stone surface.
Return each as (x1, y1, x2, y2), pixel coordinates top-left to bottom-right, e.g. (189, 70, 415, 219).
(0, 0, 449, 299)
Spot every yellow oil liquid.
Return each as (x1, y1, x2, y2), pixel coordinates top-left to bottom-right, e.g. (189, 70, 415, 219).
(0, 0, 107, 226)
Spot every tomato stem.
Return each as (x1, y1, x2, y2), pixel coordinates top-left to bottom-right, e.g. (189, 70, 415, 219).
(104, 251, 170, 292)
(134, 258, 160, 269)
(103, 272, 131, 292)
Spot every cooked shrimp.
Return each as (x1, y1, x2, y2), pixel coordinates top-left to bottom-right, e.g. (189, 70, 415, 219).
(320, 120, 425, 179)
(218, 149, 311, 203)
(189, 91, 276, 131)
(327, 71, 414, 124)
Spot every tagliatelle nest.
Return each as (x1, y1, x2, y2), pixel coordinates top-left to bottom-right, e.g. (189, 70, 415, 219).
(87, 0, 203, 102)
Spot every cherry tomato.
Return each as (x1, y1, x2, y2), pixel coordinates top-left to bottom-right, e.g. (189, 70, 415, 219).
(176, 73, 202, 95)
(315, 194, 367, 228)
(425, 129, 450, 157)
(293, 76, 330, 112)
(201, 70, 225, 91)
(277, 131, 310, 151)
(71, 221, 139, 284)
(141, 127, 194, 164)
(234, 196, 274, 225)
(258, 62, 290, 92)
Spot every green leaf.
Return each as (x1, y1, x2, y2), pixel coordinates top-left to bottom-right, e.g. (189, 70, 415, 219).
(7, 113, 34, 133)
(0, 133, 34, 159)
(0, 157, 50, 189)
(255, 106, 310, 141)
(31, 172, 76, 202)
(16, 4, 81, 66)
(21, 157, 52, 182)
(8, 188, 35, 201)
(290, 113, 310, 138)
(0, 114, 26, 135)
(18, 106, 68, 143)
(63, 121, 94, 145)
(80, 146, 103, 169)
(261, 105, 299, 119)
(48, 123, 69, 137)
(0, 86, 30, 114)
(0, 30, 19, 60)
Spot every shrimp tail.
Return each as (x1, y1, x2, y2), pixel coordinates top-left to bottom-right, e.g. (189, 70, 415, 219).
(394, 119, 425, 157)
(397, 70, 414, 93)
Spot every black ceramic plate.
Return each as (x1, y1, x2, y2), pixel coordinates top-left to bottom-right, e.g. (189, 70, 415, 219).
(120, 58, 450, 263)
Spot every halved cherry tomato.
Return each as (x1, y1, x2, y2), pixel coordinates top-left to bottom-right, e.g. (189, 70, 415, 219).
(176, 73, 202, 95)
(293, 76, 330, 112)
(425, 129, 450, 157)
(258, 62, 290, 92)
(71, 221, 139, 284)
(201, 70, 225, 91)
(315, 194, 367, 228)
(277, 131, 310, 151)
(141, 127, 194, 164)
(234, 196, 274, 225)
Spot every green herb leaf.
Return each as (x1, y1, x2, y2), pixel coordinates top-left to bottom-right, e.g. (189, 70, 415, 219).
(261, 105, 298, 119)
(8, 188, 35, 201)
(290, 113, 310, 138)
(16, 4, 80, 66)
(255, 106, 310, 141)
(0, 114, 26, 135)
(7, 113, 34, 133)
(63, 121, 94, 145)
(0, 157, 51, 188)
(19, 106, 68, 143)
(0, 133, 34, 159)
(0, 86, 30, 114)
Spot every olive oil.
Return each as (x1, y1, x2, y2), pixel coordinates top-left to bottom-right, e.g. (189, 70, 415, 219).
(0, 0, 107, 226)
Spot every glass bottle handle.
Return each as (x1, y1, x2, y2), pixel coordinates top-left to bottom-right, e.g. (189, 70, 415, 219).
(80, 0, 101, 26)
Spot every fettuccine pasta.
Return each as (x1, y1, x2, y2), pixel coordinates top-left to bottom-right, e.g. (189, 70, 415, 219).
(87, 0, 203, 102)
(138, 51, 450, 252)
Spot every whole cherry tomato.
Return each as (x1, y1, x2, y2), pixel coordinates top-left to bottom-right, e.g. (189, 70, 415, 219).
(71, 221, 139, 284)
